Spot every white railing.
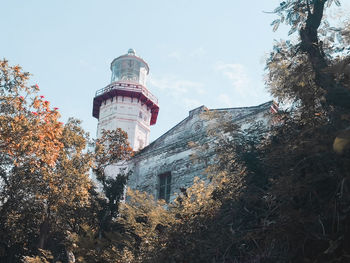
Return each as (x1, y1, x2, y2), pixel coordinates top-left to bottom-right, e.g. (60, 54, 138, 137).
(95, 82, 158, 104)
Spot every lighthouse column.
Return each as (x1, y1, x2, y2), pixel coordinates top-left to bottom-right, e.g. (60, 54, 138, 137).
(92, 49, 159, 151)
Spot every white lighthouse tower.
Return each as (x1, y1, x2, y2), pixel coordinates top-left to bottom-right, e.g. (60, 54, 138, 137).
(92, 49, 159, 150)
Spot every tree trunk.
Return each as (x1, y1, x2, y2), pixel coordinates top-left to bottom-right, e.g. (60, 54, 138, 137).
(38, 217, 49, 249)
(300, 0, 350, 110)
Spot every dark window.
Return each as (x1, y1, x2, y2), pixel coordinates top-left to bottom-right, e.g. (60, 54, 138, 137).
(158, 172, 171, 203)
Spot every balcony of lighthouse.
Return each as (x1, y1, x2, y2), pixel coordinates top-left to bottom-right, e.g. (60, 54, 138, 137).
(92, 82, 159, 125)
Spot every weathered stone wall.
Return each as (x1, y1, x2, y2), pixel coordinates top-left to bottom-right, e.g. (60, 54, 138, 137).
(127, 101, 273, 202)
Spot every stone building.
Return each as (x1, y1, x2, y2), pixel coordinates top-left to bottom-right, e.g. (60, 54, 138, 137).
(92, 49, 275, 202)
(127, 102, 273, 203)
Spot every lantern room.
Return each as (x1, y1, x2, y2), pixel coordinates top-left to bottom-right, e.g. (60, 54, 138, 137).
(110, 48, 149, 86)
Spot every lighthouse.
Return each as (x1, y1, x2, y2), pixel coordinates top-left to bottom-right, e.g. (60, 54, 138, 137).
(92, 49, 159, 150)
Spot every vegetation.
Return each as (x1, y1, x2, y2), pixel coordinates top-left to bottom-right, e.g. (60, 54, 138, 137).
(0, 60, 132, 262)
(1, 0, 350, 262)
(0, 59, 92, 262)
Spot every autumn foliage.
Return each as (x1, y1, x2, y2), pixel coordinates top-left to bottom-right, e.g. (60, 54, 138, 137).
(0, 61, 63, 169)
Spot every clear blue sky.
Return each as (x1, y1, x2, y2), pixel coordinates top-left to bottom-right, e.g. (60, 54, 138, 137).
(1, 0, 348, 141)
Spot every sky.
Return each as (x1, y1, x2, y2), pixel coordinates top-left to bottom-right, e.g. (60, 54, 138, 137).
(1, 0, 348, 142)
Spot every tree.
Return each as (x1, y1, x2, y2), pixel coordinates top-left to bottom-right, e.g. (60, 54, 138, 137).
(0, 60, 94, 262)
(73, 129, 133, 263)
(93, 129, 133, 235)
(241, 1, 350, 261)
(268, 0, 350, 112)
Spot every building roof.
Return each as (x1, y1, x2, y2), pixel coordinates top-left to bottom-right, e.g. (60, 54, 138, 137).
(134, 101, 273, 158)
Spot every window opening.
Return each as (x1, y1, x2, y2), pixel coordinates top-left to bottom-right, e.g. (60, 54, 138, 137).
(158, 172, 171, 203)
